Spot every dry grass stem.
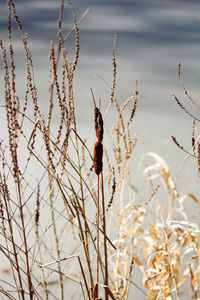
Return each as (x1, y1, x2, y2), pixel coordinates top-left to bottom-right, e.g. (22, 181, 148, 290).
(0, 2, 200, 300)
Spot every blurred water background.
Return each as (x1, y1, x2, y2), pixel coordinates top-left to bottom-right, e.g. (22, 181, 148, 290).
(1, 0, 200, 215)
(0, 1, 200, 298)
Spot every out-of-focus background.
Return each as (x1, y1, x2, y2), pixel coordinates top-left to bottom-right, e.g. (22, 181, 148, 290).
(1, 2, 200, 298)
(0, 0, 200, 195)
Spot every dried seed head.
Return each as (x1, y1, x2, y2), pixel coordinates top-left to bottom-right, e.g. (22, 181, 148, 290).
(171, 136, 184, 151)
(107, 169, 116, 211)
(192, 137, 195, 148)
(93, 141, 103, 175)
(0, 195, 5, 231)
(94, 107, 104, 142)
(35, 185, 40, 233)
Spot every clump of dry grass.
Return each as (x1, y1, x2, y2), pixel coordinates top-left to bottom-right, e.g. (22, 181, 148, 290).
(0, 1, 200, 300)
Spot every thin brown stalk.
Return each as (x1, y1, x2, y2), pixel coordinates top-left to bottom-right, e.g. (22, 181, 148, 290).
(178, 62, 200, 110)
(192, 118, 196, 152)
(106, 170, 116, 212)
(110, 34, 118, 104)
(171, 94, 200, 122)
(62, 167, 94, 294)
(49, 179, 64, 300)
(67, 0, 79, 75)
(96, 175, 100, 299)
(1, 11, 34, 296)
(63, 8, 90, 42)
(101, 172, 109, 300)
(63, 8, 91, 278)
(55, 0, 65, 67)
(0, 173, 25, 300)
(34, 185, 49, 300)
(17, 179, 34, 299)
(127, 82, 138, 126)
(171, 136, 196, 158)
(9, 0, 41, 120)
(41, 120, 64, 299)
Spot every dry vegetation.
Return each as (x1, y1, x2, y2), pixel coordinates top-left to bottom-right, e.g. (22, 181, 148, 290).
(0, 1, 200, 299)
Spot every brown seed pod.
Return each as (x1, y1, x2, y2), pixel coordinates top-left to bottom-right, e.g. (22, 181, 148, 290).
(94, 107, 104, 142)
(93, 141, 103, 175)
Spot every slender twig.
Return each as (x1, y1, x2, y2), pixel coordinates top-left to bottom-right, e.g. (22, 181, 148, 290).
(101, 172, 109, 300)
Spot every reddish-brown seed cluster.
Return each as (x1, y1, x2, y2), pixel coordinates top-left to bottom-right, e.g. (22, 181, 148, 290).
(93, 141, 103, 175)
(93, 107, 104, 175)
(94, 108, 103, 142)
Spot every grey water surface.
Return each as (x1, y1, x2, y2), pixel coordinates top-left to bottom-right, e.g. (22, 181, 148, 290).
(1, 0, 199, 194)
(1, 0, 200, 153)
(0, 1, 200, 299)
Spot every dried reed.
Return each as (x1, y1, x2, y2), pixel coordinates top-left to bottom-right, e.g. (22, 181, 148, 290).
(0, 1, 200, 300)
